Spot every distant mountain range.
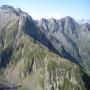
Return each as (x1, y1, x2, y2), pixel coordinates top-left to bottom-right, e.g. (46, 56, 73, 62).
(0, 5, 90, 90)
(78, 19, 90, 24)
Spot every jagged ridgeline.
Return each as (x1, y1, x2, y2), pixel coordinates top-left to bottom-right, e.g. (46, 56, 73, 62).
(0, 5, 90, 90)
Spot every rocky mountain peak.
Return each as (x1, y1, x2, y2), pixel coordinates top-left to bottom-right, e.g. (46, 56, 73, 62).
(0, 5, 33, 20)
(64, 16, 79, 29)
(1, 5, 15, 10)
(49, 18, 56, 22)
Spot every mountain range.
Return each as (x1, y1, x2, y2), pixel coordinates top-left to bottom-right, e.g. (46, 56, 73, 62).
(78, 19, 90, 24)
(0, 5, 90, 90)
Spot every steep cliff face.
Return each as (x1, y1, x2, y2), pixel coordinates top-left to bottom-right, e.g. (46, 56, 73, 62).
(37, 17, 90, 73)
(0, 5, 90, 90)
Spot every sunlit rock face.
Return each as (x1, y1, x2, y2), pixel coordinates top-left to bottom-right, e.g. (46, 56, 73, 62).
(37, 16, 90, 73)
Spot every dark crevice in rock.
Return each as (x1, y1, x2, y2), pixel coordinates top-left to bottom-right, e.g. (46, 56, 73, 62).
(82, 72, 90, 90)
(0, 48, 13, 68)
(28, 58, 34, 74)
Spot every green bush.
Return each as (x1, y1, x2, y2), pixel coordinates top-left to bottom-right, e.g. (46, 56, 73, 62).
(48, 61, 58, 71)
